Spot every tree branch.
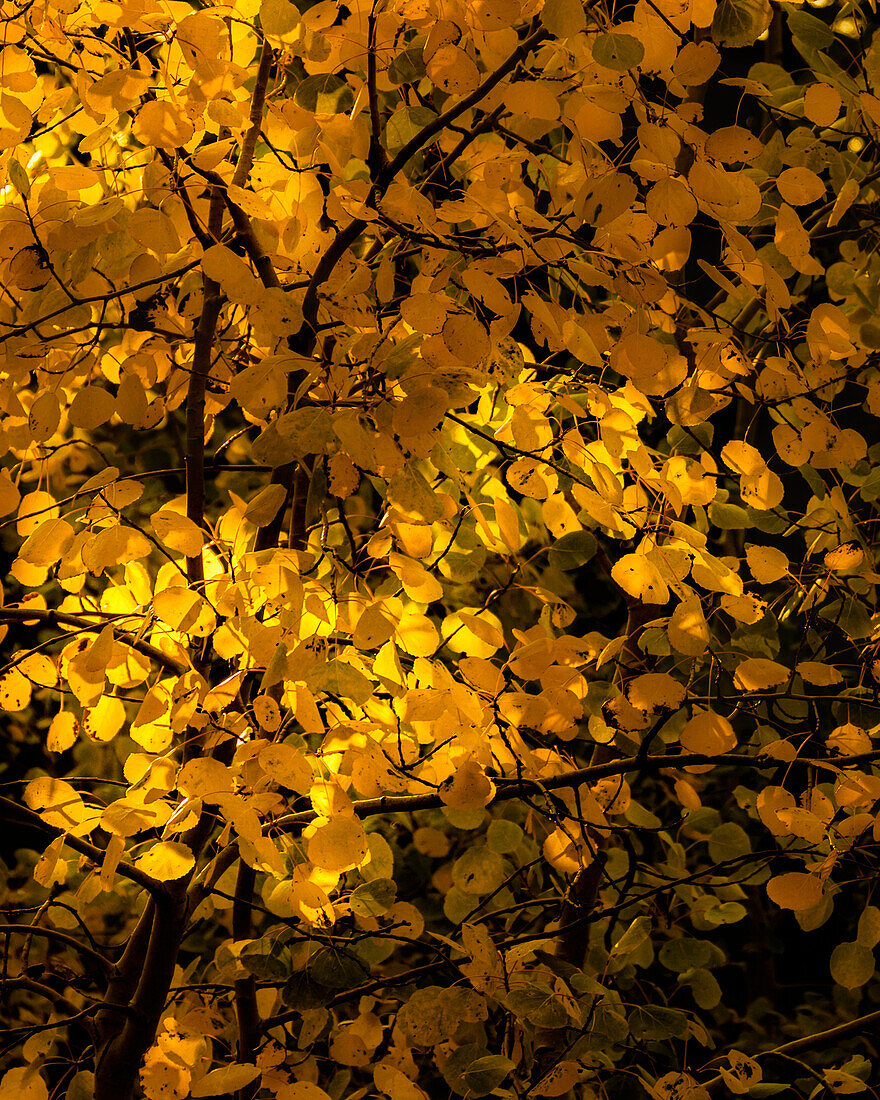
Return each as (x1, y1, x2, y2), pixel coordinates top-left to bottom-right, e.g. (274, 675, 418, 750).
(0, 796, 165, 897)
(0, 608, 187, 675)
(1, 924, 113, 979)
(270, 749, 880, 831)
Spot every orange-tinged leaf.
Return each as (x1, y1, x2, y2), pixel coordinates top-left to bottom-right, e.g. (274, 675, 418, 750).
(766, 872, 823, 911)
(804, 82, 841, 126)
(796, 661, 843, 686)
(0, 1066, 49, 1100)
(733, 658, 789, 691)
(0, 469, 20, 517)
(680, 710, 737, 755)
(276, 1084, 334, 1100)
(777, 166, 824, 206)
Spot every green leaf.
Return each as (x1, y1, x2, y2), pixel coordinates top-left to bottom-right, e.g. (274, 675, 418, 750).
(281, 969, 329, 1010)
(548, 530, 598, 571)
(629, 1005, 689, 1040)
(711, 0, 773, 46)
(786, 8, 834, 49)
(611, 916, 652, 958)
(506, 983, 571, 1029)
(388, 47, 427, 85)
(7, 158, 29, 198)
(462, 1056, 515, 1097)
(709, 502, 750, 529)
(295, 74, 354, 114)
(310, 946, 369, 988)
(260, 0, 302, 37)
(830, 941, 875, 989)
(241, 937, 290, 980)
(591, 32, 645, 72)
(708, 822, 752, 863)
(681, 967, 723, 1009)
(451, 846, 506, 896)
(252, 407, 335, 466)
(385, 106, 438, 153)
(487, 819, 523, 854)
(350, 877, 396, 917)
(659, 938, 713, 972)
(305, 659, 374, 705)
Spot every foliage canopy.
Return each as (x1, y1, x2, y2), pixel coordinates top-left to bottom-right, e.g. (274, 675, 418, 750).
(1, 0, 880, 1097)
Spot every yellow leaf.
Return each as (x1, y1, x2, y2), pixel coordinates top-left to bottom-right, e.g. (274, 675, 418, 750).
(442, 608, 505, 658)
(133, 99, 195, 149)
(611, 553, 670, 604)
(47, 711, 78, 753)
(824, 543, 863, 572)
(253, 694, 282, 732)
(83, 694, 126, 742)
(388, 553, 443, 604)
(353, 604, 396, 650)
(82, 525, 152, 574)
(733, 658, 789, 691)
(746, 545, 788, 584)
(307, 817, 369, 873)
(626, 672, 687, 712)
(178, 758, 234, 802)
(667, 598, 710, 656)
(154, 587, 215, 636)
(741, 469, 783, 511)
(136, 840, 195, 880)
(0, 666, 32, 711)
(721, 440, 763, 476)
(152, 510, 204, 557)
(397, 608, 439, 657)
(190, 1064, 261, 1098)
(34, 834, 67, 888)
(766, 872, 823, 911)
(439, 757, 496, 811)
(258, 742, 312, 791)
